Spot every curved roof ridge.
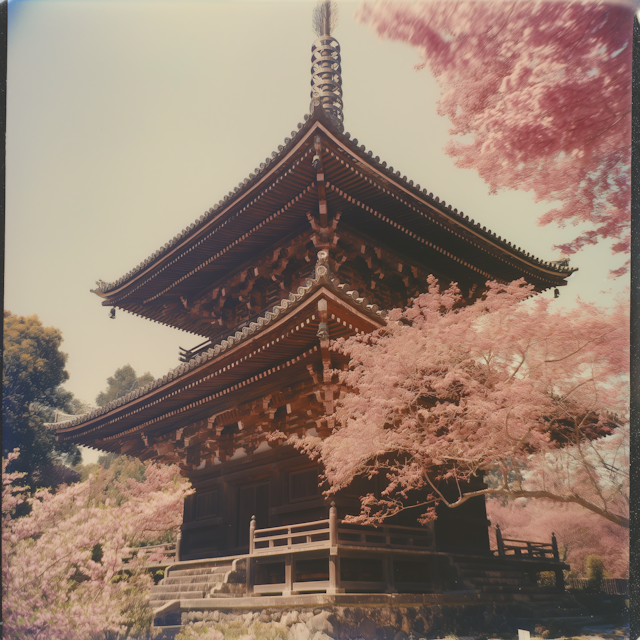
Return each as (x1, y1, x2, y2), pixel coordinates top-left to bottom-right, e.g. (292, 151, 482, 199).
(326, 127, 574, 276)
(94, 113, 319, 295)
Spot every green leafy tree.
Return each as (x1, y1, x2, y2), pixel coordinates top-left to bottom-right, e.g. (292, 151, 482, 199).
(95, 364, 154, 407)
(2, 311, 80, 485)
(586, 555, 606, 592)
(78, 453, 146, 503)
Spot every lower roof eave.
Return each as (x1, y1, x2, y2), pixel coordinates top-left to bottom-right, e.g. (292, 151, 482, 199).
(55, 273, 385, 447)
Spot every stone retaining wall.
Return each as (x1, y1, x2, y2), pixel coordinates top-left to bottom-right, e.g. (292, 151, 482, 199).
(174, 602, 519, 639)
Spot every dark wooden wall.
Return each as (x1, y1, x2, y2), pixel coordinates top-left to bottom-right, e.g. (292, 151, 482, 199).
(180, 446, 490, 560)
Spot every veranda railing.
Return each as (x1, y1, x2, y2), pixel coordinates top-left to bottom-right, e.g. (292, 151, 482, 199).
(123, 543, 177, 566)
(494, 524, 559, 560)
(250, 503, 435, 555)
(247, 503, 436, 595)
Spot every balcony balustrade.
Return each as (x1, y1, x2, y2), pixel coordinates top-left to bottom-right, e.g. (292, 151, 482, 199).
(246, 502, 436, 596)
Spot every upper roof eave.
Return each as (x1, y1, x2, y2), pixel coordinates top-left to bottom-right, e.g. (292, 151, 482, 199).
(312, 120, 576, 281)
(93, 105, 574, 303)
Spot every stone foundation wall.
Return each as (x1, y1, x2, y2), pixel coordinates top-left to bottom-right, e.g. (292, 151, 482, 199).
(175, 602, 518, 639)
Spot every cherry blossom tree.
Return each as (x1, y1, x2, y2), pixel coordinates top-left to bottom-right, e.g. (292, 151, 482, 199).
(358, 0, 633, 275)
(293, 278, 629, 528)
(2, 451, 193, 640)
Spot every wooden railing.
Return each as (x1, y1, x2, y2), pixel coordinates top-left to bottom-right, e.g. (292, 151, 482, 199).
(337, 522, 434, 550)
(252, 519, 331, 553)
(250, 503, 434, 556)
(494, 524, 559, 561)
(123, 542, 177, 565)
(247, 503, 436, 596)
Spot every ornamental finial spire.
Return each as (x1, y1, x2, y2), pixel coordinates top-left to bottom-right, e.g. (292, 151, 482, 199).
(310, 1, 344, 132)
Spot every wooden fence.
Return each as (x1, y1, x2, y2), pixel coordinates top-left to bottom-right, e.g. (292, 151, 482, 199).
(568, 577, 629, 595)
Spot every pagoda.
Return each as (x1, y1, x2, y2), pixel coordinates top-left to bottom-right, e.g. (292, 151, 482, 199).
(55, 3, 580, 617)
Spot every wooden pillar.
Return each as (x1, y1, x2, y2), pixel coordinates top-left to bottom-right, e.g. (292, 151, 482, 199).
(329, 501, 337, 546)
(551, 533, 565, 591)
(249, 515, 256, 554)
(246, 558, 254, 595)
(175, 532, 182, 563)
(551, 532, 559, 561)
(496, 524, 505, 557)
(328, 552, 339, 595)
(383, 553, 396, 594)
(246, 516, 256, 595)
(284, 554, 293, 596)
(328, 502, 343, 595)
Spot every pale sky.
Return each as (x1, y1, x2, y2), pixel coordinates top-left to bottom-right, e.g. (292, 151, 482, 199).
(5, 1, 629, 463)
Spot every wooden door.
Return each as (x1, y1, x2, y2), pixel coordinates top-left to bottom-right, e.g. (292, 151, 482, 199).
(237, 482, 270, 548)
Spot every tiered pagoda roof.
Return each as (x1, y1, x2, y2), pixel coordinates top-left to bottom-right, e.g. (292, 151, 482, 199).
(56, 71, 575, 465)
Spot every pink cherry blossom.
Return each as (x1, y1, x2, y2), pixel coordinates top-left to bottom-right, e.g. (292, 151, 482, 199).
(357, 0, 633, 275)
(2, 453, 192, 640)
(294, 278, 629, 528)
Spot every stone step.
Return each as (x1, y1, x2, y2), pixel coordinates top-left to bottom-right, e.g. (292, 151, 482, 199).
(163, 573, 227, 585)
(153, 583, 215, 594)
(150, 589, 245, 609)
(151, 601, 180, 611)
(215, 583, 246, 594)
(151, 590, 205, 601)
(167, 565, 233, 578)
